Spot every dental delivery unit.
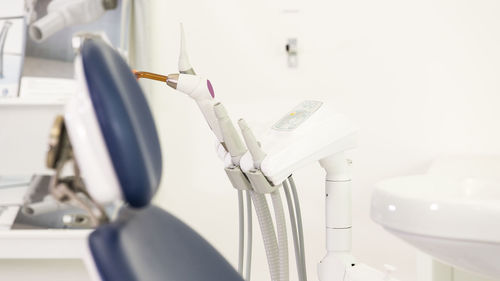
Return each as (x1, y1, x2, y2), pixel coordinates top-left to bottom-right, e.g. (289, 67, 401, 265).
(129, 25, 399, 281)
(0, 24, 400, 281)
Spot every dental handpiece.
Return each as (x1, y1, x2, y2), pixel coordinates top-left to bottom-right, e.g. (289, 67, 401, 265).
(133, 70, 224, 143)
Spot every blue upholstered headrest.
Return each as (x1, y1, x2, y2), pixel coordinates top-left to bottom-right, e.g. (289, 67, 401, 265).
(80, 39, 162, 208)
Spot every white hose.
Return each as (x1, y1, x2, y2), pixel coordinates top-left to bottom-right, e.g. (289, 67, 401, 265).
(271, 190, 289, 281)
(250, 191, 280, 281)
(283, 180, 304, 281)
(245, 190, 253, 281)
(289, 176, 307, 280)
(238, 190, 244, 275)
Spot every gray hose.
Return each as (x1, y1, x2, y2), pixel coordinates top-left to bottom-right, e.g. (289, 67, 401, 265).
(283, 180, 304, 281)
(271, 190, 289, 281)
(288, 176, 307, 281)
(250, 192, 280, 281)
(238, 190, 244, 275)
(245, 190, 253, 281)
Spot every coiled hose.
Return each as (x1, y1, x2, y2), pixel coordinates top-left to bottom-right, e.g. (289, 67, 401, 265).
(250, 192, 280, 281)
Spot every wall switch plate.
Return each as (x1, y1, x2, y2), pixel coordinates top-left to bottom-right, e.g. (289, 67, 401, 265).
(286, 38, 298, 68)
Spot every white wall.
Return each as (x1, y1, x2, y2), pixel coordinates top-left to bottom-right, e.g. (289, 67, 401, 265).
(147, 1, 500, 280)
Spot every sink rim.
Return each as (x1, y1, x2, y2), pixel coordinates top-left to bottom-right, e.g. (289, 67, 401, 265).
(371, 174, 500, 243)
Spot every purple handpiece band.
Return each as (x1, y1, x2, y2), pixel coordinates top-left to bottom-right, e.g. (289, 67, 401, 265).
(207, 80, 215, 98)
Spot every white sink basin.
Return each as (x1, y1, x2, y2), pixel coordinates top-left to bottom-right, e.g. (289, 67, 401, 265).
(371, 156, 500, 279)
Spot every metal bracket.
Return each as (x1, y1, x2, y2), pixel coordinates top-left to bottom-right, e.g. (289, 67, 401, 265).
(225, 164, 282, 195)
(245, 169, 280, 194)
(225, 165, 253, 191)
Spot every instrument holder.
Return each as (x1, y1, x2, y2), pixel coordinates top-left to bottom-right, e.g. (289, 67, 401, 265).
(224, 165, 253, 191)
(225, 164, 281, 194)
(244, 169, 280, 194)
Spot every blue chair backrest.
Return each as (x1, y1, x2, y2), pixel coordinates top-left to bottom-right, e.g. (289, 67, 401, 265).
(80, 39, 244, 281)
(81, 38, 162, 208)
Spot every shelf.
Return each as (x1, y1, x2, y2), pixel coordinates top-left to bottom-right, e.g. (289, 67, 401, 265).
(0, 229, 91, 259)
(0, 97, 68, 106)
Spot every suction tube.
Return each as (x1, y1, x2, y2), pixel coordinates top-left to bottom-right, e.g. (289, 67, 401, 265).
(29, 12, 65, 42)
(29, 0, 116, 42)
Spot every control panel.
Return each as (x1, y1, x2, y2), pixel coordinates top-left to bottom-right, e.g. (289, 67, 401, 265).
(272, 100, 323, 131)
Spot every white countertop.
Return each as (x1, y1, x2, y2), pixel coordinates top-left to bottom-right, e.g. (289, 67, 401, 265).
(0, 229, 92, 259)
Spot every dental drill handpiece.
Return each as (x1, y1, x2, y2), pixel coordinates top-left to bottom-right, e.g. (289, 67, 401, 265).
(164, 74, 224, 144)
(163, 23, 224, 144)
(133, 69, 224, 145)
(133, 24, 223, 144)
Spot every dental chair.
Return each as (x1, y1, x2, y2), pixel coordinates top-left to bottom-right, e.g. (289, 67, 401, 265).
(50, 38, 244, 281)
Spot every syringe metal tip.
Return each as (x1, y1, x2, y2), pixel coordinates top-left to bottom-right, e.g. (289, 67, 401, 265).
(166, 73, 179, 89)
